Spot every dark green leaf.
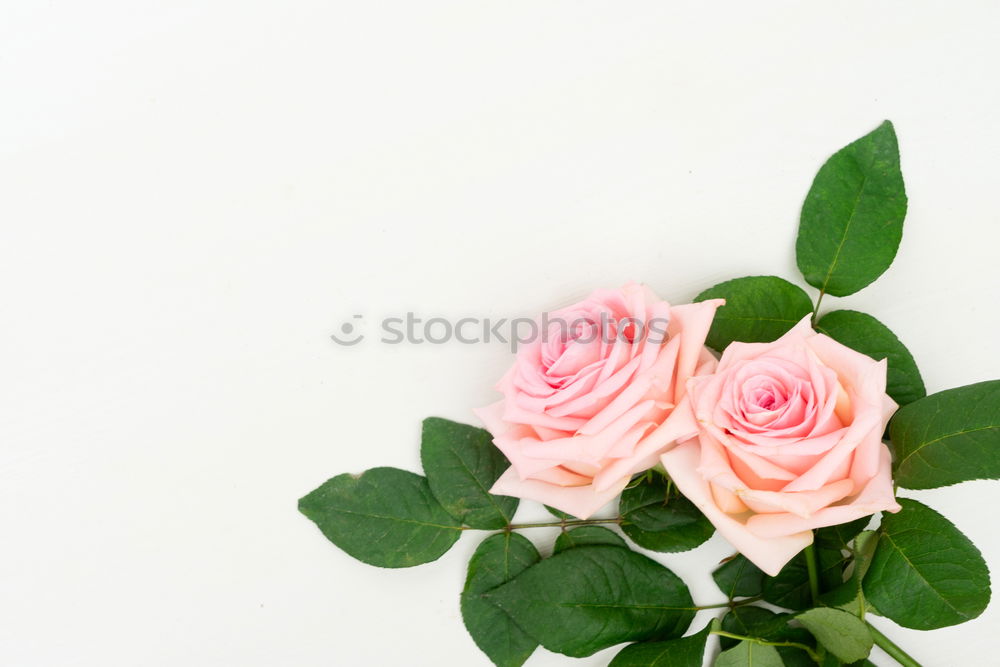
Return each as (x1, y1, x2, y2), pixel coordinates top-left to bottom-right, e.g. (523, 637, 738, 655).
(796, 608, 873, 663)
(609, 626, 710, 667)
(712, 555, 765, 599)
(298, 467, 462, 567)
(553, 526, 626, 554)
(820, 530, 879, 616)
(484, 545, 695, 657)
(619, 474, 714, 552)
(546, 505, 576, 520)
(889, 380, 1000, 489)
(816, 517, 871, 552)
(863, 498, 990, 629)
(718, 607, 784, 650)
(714, 641, 783, 667)
(796, 120, 907, 297)
(816, 310, 925, 406)
(694, 276, 813, 352)
(762, 543, 846, 610)
(461, 533, 541, 667)
(421, 417, 518, 529)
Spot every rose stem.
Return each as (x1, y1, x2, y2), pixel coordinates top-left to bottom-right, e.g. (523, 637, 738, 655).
(867, 622, 924, 667)
(811, 290, 826, 327)
(803, 541, 822, 606)
(499, 518, 623, 530)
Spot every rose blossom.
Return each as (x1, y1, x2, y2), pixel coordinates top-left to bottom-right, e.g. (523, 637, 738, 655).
(660, 317, 901, 575)
(475, 283, 723, 519)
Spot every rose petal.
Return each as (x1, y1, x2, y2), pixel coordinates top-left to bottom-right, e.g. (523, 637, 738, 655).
(661, 441, 813, 576)
(489, 466, 629, 519)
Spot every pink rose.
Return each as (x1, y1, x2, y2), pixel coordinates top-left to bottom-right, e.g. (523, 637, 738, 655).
(661, 318, 901, 575)
(475, 283, 723, 519)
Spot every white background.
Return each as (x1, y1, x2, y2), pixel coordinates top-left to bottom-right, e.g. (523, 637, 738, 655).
(2, 2, 999, 666)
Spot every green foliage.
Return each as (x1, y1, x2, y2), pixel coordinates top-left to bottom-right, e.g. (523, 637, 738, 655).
(714, 640, 783, 667)
(863, 498, 991, 629)
(816, 309, 925, 406)
(608, 626, 710, 667)
(762, 543, 845, 610)
(546, 505, 576, 520)
(619, 474, 714, 552)
(889, 380, 1000, 489)
(718, 606, 815, 666)
(820, 530, 879, 616)
(484, 545, 695, 657)
(796, 608, 873, 663)
(694, 275, 813, 352)
(553, 526, 626, 554)
(712, 555, 766, 600)
(421, 417, 518, 529)
(461, 533, 541, 667)
(298, 467, 461, 568)
(796, 121, 907, 297)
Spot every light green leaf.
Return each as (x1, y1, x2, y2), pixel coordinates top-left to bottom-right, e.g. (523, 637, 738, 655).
(619, 474, 714, 552)
(484, 545, 695, 657)
(553, 526, 626, 554)
(461, 533, 541, 667)
(796, 120, 907, 297)
(608, 626, 710, 667)
(298, 467, 462, 568)
(863, 498, 991, 629)
(719, 607, 815, 667)
(889, 380, 1000, 489)
(421, 417, 518, 529)
(694, 276, 813, 352)
(796, 608, 873, 663)
(816, 310, 925, 406)
(714, 641, 783, 667)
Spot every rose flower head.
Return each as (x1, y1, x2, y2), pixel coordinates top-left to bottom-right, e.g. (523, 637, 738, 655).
(661, 317, 902, 575)
(475, 283, 723, 519)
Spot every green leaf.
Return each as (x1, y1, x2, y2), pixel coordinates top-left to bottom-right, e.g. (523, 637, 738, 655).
(889, 380, 1000, 489)
(713, 555, 765, 599)
(796, 608, 873, 663)
(484, 545, 695, 657)
(545, 505, 576, 520)
(816, 310, 925, 406)
(619, 474, 715, 552)
(714, 641, 783, 667)
(796, 120, 907, 297)
(553, 526, 626, 554)
(820, 530, 879, 616)
(718, 607, 784, 650)
(694, 276, 813, 352)
(762, 541, 846, 610)
(719, 607, 815, 667)
(816, 517, 871, 552)
(298, 467, 462, 568)
(421, 417, 518, 529)
(863, 498, 991, 629)
(461, 533, 541, 667)
(850, 530, 879, 583)
(609, 626, 710, 667)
